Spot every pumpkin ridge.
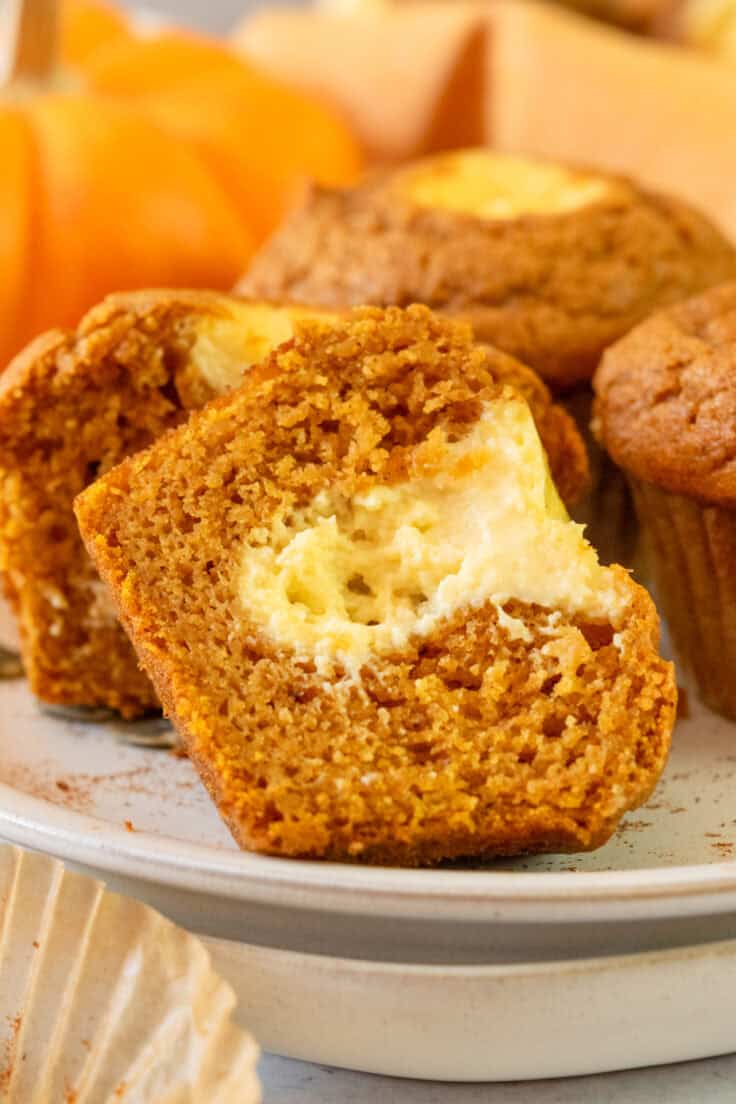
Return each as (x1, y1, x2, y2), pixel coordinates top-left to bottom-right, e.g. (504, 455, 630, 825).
(0, 110, 37, 369)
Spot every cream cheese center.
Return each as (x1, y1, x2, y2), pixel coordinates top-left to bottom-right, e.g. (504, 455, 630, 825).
(238, 396, 626, 675)
(398, 149, 615, 221)
(190, 303, 333, 394)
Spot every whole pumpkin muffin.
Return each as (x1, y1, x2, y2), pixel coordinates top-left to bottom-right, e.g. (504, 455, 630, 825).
(76, 306, 675, 863)
(595, 280, 736, 718)
(0, 292, 585, 719)
(239, 148, 736, 390)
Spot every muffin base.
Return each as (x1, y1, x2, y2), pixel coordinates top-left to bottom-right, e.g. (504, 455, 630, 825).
(630, 478, 736, 719)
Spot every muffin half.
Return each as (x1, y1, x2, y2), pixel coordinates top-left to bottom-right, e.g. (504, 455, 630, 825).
(0, 291, 337, 717)
(595, 280, 736, 718)
(76, 306, 675, 863)
(240, 148, 736, 390)
(0, 292, 585, 719)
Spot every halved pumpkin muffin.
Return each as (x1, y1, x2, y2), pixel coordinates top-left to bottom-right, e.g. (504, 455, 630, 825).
(76, 306, 675, 863)
(0, 291, 337, 717)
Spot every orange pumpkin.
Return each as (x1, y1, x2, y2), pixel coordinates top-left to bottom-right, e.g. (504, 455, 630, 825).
(0, 1, 361, 369)
(83, 33, 363, 241)
(0, 96, 254, 370)
(60, 0, 129, 66)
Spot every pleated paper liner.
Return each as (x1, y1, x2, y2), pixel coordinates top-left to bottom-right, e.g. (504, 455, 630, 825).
(630, 478, 736, 720)
(0, 845, 260, 1104)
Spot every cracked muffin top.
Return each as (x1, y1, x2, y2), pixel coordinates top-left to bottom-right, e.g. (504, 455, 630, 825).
(239, 148, 736, 390)
(594, 281, 736, 506)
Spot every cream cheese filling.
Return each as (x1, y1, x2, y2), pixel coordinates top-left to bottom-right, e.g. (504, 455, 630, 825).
(396, 149, 615, 221)
(238, 395, 627, 676)
(190, 302, 334, 394)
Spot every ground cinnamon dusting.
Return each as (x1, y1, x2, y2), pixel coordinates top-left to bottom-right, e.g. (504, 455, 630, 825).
(0, 1015, 22, 1092)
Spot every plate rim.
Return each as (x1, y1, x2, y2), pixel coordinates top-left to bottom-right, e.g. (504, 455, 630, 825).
(3, 781, 736, 923)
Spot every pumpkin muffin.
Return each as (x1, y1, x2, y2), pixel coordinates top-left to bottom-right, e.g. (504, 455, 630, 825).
(595, 281, 736, 717)
(76, 306, 675, 863)
(0, 291, 585, 719)
(239, 148, 736, 390)
(0, 291, 340, 718)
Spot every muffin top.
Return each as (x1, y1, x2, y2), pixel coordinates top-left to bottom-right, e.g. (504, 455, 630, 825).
(594, 281, 736, 506)
(240, 148, 736, 389)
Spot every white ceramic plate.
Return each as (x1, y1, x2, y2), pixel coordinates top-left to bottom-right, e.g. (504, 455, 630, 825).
(4, 612, 736, 1077)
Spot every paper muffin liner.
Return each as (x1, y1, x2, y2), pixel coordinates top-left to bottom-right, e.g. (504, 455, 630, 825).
(629, 478, 736, 719)
(0, 845, 260, 1104)
(562, 388, 639, 569)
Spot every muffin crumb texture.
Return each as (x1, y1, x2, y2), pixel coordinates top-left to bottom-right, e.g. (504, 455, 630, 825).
(76, 306, 676, 863)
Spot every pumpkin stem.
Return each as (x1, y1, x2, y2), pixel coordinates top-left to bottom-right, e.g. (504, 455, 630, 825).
(3, 0, 59, 86)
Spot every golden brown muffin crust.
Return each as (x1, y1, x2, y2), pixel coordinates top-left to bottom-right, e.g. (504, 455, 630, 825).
(240, 161, 736, 389)
(76, 306, 675, 863)
(594, 281, 736, 506)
